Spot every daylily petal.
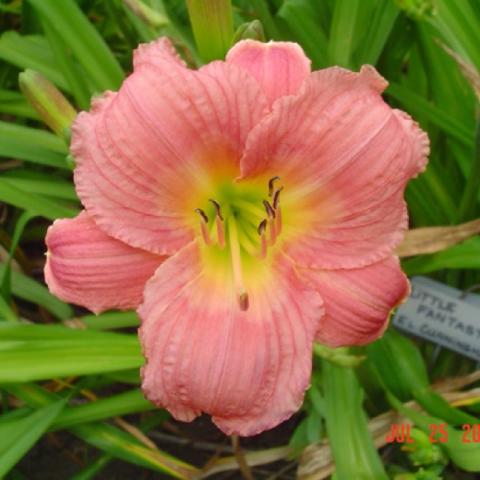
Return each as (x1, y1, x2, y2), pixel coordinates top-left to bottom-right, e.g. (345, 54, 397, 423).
(72, 39, 269, 255)
(302, 256, 409, 347)
(240, 66, 429, 269)
(138, 242, 323, 436)
(226, 40, 311, 106)
(45, 211, 164, 314)
(133, 37, 186, 68)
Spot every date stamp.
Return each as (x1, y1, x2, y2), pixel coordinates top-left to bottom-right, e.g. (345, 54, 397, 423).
(385, 423, 480, 444)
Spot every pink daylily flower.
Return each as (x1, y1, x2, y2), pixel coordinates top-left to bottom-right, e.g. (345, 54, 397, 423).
(45, 38, 429, 436)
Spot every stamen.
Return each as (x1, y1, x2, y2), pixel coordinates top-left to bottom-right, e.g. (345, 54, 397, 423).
(275, 206, 283, 235)
(257, 219, 268, 258)
(262, 200, 276, 219)
(257, 219, 267, 235)
(195, 208, 212, 245)
(268, 176, 280, 197)
(209, 199, 223, 220)
(273, 186, 284, 209)
(262, 200, 277, 245)
(216, 215, 225, 248)
(208, 199, 225, 248)
(268, 217, 277, 246)
(228, 217, 249, 311)
(195, 208, 208, 223)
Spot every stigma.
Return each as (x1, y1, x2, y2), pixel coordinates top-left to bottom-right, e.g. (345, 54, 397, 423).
(194, 177, 284, 311)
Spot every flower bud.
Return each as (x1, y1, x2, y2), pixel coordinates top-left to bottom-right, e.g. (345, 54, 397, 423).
(19, 69, 76, 140)
(123, 0, 169, 27)
(233, 20, 265, 43)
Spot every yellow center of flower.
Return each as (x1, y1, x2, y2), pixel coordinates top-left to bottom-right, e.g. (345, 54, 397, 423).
(193, 177, 285, 311)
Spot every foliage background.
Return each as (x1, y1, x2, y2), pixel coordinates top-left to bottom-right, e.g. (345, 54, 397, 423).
(0, 0, 479, 478)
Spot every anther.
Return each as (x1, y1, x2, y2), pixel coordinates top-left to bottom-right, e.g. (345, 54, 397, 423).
(273, 186, 284, 209)
(195, 208, 212, 245)
(268, 176, 280, 197)
(257, 219, 267, 235)
(257, 219, 268, 258)
(195, 208, 208, 223)
(209, 199, 223, 221)
(263, 200, 276, 219)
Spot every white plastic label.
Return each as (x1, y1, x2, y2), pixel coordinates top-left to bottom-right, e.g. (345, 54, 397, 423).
(393, 276, 480, 361)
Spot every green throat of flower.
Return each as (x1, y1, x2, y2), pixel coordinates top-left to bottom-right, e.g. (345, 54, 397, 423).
(194, 176, 284, 312)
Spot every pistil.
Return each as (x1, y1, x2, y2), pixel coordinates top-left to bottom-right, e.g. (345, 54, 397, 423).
(228, 216, 249, 311)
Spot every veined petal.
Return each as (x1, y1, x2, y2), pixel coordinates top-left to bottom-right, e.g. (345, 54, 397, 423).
(138, 242, 323, 436)
(240, 66, 429, 269)
(45, 211, 165, 314)
(72, 39, 269, 256)
(133, 37, 186, 68)
(226, 40, 311, 106)
(302, 256, 409, 347)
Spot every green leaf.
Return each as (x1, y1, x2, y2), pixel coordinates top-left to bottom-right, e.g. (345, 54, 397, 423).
(7, 384, 198, 479)
(0, 210, 35, 303)
(277, 0, 329, 68)
(73, 422, 196, 479)
(51, 389, 154, 431)
(0, 170, 78, 201)
(0, 121, 70, 169)
(186, 0, 233, 61)
(0, 296, 17, 323)
(249, 0, 280, 40)
(71, 454, 112, 480)
(0, 399, 66, 478)
(403, 237, 480, 275)
(328, 0, 361, 68)
(0, 264, 73, 320)
(0, 178, 77, 219)
(367, 329, 477, 425)
(0, 32, 69, 91)
(428, 0, 480, 72)
(0, 89, 39, 119)
(354, 0, 399, 65)
(40, 18, 92, 110)
(387, 82, 474, 148)
(0, 324, 143, 382)
(27, 0, 124, 92)
(457, 120, 480, 221)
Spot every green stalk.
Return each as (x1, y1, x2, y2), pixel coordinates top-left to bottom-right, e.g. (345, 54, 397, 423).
(322, 359, 388, 480)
